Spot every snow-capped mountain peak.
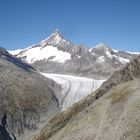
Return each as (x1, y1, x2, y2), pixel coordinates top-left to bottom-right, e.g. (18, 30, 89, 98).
(50, 28, 62, 38)
(95, 43, 113, 52)
(89, 43, 112, 53)
(9, 30, 72, 64)
(95, 43, 109, 49)
(89, 43, 113, 56)
(40, 29, 66, 47)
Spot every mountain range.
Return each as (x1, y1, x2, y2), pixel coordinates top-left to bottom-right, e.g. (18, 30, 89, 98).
(1, 29, 140, 140)
(9, 29, 139, 79)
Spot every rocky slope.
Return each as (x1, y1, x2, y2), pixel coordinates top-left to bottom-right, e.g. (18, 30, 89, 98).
(0, 113, 16, 140)
(9, 29, 138, 79)
(33, 55, 140, 140)
(0, 47, 60, 140)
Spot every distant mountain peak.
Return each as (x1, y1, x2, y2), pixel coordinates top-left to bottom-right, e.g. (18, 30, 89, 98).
(40, 29, 66, 47)
(89, 43, 113, 55)
(52, 28, 60, 35)
(95, 43, 112, 51)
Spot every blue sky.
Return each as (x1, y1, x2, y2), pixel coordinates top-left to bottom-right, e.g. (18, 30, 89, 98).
(0, 0, 140, 51)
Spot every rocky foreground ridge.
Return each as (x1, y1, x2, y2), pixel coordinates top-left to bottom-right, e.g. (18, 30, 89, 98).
(0, 47, 60, 140)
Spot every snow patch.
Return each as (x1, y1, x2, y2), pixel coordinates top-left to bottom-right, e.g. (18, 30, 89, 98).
(114, 55, 130, 64)
(97, 56, 105, 63)
(8, 49, 23, 55)
(113, 49, 119, 53)
(126, 51, 140, 55)
(18, 46, 71, 63)
(105, 50, 112, 58)
(104, 49, 130, 64)
(88, 48, 93, 53)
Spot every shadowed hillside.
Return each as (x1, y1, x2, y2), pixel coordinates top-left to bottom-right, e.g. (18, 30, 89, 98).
(0, 47, 61, 140)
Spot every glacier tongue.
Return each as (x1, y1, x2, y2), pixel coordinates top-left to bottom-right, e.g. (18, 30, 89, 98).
(41, 73, 106, 111)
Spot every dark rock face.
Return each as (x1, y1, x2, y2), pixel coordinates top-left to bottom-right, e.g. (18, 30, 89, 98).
(0, 47, 35, 71)
(0, 113, 16, 140)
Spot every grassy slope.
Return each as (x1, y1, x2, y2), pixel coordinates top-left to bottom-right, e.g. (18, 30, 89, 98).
(34, 79, 140, 140)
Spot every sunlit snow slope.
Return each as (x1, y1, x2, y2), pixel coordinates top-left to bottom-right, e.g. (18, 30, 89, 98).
(13, 46, 71, 63)
(41, 73, 105, 111)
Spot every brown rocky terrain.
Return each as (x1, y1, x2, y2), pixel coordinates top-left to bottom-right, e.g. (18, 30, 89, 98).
(33, 55, 140, 140)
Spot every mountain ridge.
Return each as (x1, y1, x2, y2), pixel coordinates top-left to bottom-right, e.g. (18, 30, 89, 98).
(9, 29, 139, 79)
